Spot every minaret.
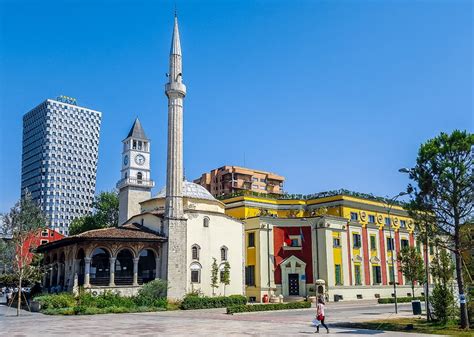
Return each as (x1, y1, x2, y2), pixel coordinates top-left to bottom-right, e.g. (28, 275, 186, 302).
(164, 15, 188, 299)
(117, 118, 154, 225)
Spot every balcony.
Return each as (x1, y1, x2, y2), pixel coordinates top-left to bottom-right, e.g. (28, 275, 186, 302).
(116, 177, 155, 189)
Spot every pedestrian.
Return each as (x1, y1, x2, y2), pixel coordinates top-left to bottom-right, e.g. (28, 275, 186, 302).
(315, 297, 329, 333)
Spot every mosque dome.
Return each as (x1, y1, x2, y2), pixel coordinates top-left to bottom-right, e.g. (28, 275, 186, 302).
(156, 181, 217, 201)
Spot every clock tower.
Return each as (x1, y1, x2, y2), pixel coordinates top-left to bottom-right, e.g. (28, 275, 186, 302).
(117, 118, 155, 225)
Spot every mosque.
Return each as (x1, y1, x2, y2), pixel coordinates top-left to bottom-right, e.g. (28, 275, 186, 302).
(37, 16, 245, 299)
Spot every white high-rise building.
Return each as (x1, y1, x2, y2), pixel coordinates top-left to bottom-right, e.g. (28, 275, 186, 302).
(21, 96, 102, 235)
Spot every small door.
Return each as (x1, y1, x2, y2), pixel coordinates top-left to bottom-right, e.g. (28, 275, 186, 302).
(288, 273, 299, 296)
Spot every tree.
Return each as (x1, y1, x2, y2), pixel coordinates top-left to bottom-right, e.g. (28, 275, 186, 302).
(93, 191, 119, 227)
(407, 130, 473, 328)
(1, 191, 46, 316)
(210, 258, 218, 296)
(69, 216, 100, 236)
(397, 246, 425, 298)
(68, 190, 119, 235)
(221, 261, 231, 296)
(431, 249, 455, 287)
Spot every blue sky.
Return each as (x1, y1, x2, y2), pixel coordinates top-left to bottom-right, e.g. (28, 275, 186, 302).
(0, 0, 472, 212)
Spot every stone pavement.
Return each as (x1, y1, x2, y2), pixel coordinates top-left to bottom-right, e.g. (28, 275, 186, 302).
(0, 301, 443, 336)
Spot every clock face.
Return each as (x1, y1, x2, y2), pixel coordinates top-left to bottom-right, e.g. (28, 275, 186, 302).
(135, 154, 146, 166)
(123, 155, 129, 166)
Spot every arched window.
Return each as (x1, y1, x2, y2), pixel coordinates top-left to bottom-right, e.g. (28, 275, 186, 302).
(191, 244, 200, 261)
(115, 249, 134, 285)
(203, 217, 210, 227)
(138, 249, 156, 284)
(137, 172, 143, 181)
(220, 246, 228, 261)
(190, 262, 201, 283)
(90, 248, 110, 285)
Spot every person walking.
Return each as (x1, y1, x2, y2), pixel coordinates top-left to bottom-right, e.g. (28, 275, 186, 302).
(315, 297, 329, 333)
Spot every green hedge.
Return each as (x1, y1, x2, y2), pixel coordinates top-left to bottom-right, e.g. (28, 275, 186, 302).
(227, 301, 311, 314)
(34, 283, 168, 315)
(378, 296, 424, 304)
(181, 294, 247, 310)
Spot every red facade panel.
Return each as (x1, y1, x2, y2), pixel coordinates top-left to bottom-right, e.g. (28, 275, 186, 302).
(395, 231, 403, 285)
(346, 224, 353, 285)
(379, 228, 388, 285)
(361, 227, 371, 285)
(273, 226, 313, 284)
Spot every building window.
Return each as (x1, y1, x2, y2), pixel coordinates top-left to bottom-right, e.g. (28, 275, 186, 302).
(245, 265, 255, 286)
(191, 244, 200, 260)
(386, 238, 395, 251)
(352, 233, 361, 248)
(220, 246, 228, 261)
(385, 217, 391, 226)
(248, 232, 255, 247)
(372, 266, 382, 284)
(41, 230, 48, 237)
(368, 215, 376, 223)
(190, 263, 201, 283)
(333, 238, 341, 248)
(137, 172, 143, 181)
(370, 235, 377, 251)
(416, 241, 421, 253)
(289, 235, 302, 247)
(389, 266, 395, 284)
(401, 239, 409, 249)
(354, 265, 362, 285)
(350, 212, 358, 221)
(40, 239, 48, 245)
(335, 264, 342, 285)
(400, 220, 406, 228)
(203, 217, 210, 227)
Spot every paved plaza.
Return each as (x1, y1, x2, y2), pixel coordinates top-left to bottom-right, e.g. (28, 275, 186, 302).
(0, 301, 443, 336)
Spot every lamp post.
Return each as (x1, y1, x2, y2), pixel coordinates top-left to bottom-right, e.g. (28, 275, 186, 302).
(399, 167, 431, 321)
(385, 191, 409, 314)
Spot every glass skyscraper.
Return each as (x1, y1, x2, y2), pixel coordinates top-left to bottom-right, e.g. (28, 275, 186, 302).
(21, 96, 102, 235)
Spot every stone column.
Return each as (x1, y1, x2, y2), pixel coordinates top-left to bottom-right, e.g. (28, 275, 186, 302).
(155, 257, 161, 280)
(109, 257, 116, 287)
(42, 269, 48, 288)
(49, 265, 54, 287)
(56, 263, 62, 286)
(133, 257, 139, 286)
(84, 257, 91, 287)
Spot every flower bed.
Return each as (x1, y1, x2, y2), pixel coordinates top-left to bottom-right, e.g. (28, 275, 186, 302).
(226, 301, 311, 314)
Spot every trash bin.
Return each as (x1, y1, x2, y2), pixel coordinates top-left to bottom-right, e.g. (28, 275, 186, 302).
(412, 300, 422, 315)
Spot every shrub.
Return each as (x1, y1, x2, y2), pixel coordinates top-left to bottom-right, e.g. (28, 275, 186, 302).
(135, 280, 168, 308)
(430, 284, 456, 322)
(377, 296, 424, 304)
(34, 293, 76, 309)
(138, 279, 168, 298)
(181, 294, 247, 310)
(227, 301, 311, 314)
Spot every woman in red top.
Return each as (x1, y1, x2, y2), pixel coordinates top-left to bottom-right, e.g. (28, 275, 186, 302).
(316, 297, 329, 333)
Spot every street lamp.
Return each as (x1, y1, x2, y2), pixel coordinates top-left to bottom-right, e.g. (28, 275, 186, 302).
(399, 167, 431, 321)
(385, 191, 409, 314)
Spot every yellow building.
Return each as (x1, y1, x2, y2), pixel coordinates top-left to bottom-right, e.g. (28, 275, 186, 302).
(220, 190, 432, 302)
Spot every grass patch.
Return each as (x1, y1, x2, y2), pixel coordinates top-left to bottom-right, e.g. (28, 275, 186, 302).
(338, 317, 471, 337)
